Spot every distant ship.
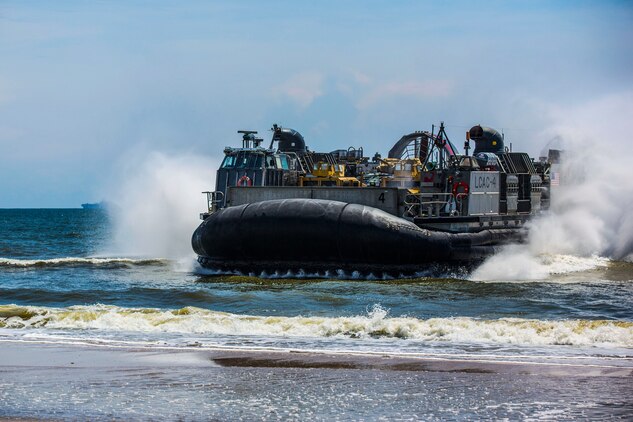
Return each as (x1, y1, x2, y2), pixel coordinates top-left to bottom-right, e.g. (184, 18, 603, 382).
(81, 202, 106, 209)
(192, 123, 559, 275)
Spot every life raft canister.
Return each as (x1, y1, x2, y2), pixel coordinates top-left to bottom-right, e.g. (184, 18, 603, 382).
(238, 175, 252, 187)
(452, 181, 469, 201)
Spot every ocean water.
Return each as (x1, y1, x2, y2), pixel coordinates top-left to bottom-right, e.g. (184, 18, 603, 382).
(1, 208, 632, 420)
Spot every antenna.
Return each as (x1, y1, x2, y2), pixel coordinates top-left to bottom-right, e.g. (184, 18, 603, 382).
(238, 130, 258, 148)
(269, 123, 281, 149)
(464, 130, 470, 156)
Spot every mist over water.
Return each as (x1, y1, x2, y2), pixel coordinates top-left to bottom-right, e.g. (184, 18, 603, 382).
(104, 151, 216, 261)
(472, 92, 633, 280)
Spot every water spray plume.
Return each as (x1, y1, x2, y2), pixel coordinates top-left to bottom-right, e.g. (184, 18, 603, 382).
(472, 92, 633, 281)
(105, 151, 216, 261)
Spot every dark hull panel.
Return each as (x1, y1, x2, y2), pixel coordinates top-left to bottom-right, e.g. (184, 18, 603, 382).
(192, 199, 523, 274)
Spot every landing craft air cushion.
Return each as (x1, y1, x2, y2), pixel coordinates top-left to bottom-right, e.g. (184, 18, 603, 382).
(192, 123, 557, 275)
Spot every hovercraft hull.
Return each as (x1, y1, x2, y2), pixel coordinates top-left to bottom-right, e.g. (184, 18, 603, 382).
(192, 198, 522, 275)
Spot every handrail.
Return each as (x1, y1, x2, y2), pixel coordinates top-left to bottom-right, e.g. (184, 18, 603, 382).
(403, 192, 463, 217)
(203, 191, 224, 213)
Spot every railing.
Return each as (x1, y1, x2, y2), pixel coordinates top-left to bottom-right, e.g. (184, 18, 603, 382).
(403, 192, 463, 218)
(203, 191, 224, 214)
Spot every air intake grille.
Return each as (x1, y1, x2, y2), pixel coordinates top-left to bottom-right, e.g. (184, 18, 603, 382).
(500, 153, 536, 174)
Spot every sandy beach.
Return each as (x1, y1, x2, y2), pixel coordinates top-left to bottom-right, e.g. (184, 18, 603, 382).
(1, 340, 631, 420)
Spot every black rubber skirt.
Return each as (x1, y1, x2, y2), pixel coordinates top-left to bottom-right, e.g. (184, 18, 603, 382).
(192, 198, 521, 274)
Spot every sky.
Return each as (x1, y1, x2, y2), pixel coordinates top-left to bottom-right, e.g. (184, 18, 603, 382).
(1, 0, 632, 207)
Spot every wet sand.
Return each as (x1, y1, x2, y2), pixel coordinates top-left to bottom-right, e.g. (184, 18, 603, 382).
(1, 341, 632, 420)
(3, 341, 632, 375)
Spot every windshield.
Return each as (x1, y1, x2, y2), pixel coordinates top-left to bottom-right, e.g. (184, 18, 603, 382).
(221, 155, 236, 168)
(277, 155, 290, 170)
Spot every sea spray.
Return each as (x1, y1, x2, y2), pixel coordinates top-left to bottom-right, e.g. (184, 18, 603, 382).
(472, 92, 633, 280)
(1, 304, 632, 348)
(193, 264, 469, 280)
(104, 151, 217, 261)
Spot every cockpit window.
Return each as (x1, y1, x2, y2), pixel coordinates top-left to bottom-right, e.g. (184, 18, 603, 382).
(278, 155, 290, 170)
(221, 155, 236, 168)
(231, 152, 264, 169)
(235, 152, 251, 168)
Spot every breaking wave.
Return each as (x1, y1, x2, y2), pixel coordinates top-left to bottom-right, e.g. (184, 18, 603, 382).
(0, 257, 168, 269)
(1, 304, 631, 348)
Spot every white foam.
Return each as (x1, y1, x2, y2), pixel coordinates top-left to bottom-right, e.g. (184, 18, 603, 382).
(470, 248, 609, 281)
(1, 304, 631, 348)
(0, 256, 166, 268)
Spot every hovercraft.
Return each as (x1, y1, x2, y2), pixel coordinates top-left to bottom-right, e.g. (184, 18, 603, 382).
(192, 123, 557, 276)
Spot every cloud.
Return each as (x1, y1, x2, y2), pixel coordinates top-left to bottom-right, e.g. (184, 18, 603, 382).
(356, 80, 454, 110)
(350, 69, 371, 85)
(335, 69, 371, 97)
(272, 72, 324, 108)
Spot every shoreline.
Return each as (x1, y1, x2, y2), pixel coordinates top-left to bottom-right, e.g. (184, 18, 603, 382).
(2, 339, 631, 377)
(1, 340, 632, 420)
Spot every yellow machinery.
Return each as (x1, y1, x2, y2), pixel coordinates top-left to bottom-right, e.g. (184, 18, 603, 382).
(300, 162, 361, 187)
(375, 158, 423, 190)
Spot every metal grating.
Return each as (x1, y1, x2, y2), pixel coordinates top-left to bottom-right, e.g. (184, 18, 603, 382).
(499, 153, 535, 174)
